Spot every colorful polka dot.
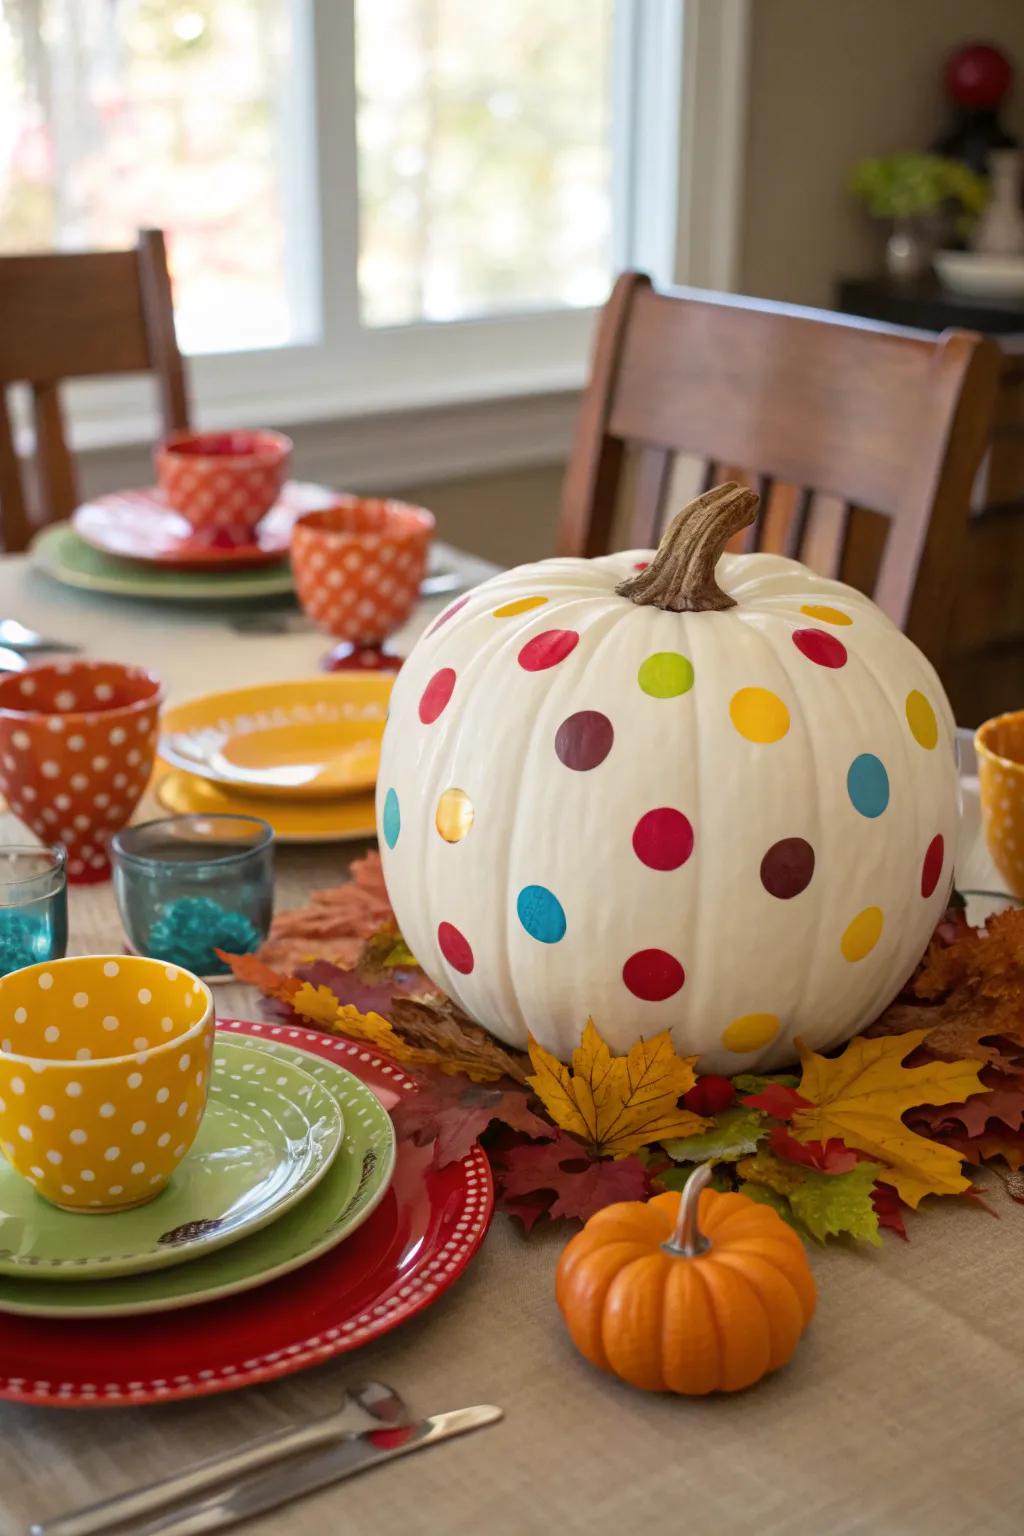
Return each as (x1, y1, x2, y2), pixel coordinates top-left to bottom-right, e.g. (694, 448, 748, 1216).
(721, 1012, 781, 1053)
(799, 604, 852, 627)
(436, 787, 474, 843)
(637, 651, 694, 699)
(633, 560, 650, 571)
(760, 838, 815, 899)
(419, 668, 456, 725)
(841, 906, 884, 962)
(792, 628, 848, 668)
(906, 690, 938, 750)
(632, 808, 694, 871)
(438, 921, 474, 974)
(847, 754, 890, 818)
(427, 594, 470, 635)
(517, 885, 567, 944)
(493, 595, 548, 618)
(729, 687, 789, 744)
(921, 833, 944, 899)
(622, 949, 685, 1002)
(382, 788, 401, 849)
(555, 711, 614, 771)
(517, 629, 579, 671)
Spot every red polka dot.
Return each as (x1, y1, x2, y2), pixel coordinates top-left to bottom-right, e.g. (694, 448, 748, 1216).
(427, 595, 470, 635)
(517, 629, 579, 671)
(633, 560, 650, 571)
(622, 949, 685, 1002)
(921, 834, 944, 898)
(419, 668, 456, 724)
(438, 921, 474, 974)
(554, 711, 614, 771)
(632, 808, 694, 871)
(792, 629, 848, 668)
(760, 837, 815, 899)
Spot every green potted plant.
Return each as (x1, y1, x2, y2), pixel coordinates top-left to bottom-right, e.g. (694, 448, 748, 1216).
(850, 152, 988, 280)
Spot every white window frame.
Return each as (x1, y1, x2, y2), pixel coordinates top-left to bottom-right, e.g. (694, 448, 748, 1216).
(55, 0, 749, 486)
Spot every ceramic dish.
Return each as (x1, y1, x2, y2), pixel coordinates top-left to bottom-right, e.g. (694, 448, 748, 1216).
(154, 771, 378, 843)
(158, 675, 392, 799)
(0, 1039, 342, 1280)
(0, 1020, 492, 1405)
(934, 250, 1024, 299)
(0, 1032, 394, 1316)
(31, 525, 295, 603)
(72, 483, 334, 570)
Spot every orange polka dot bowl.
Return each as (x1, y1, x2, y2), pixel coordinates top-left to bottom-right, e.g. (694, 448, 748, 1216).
(291, 498, 436, 654)
(975, 711, 1024, 898)
(0, 954, 214, 1213)
(377, 483, 961, 1075)
(0, 661, 162, 884)
(155, 429, 293, 541)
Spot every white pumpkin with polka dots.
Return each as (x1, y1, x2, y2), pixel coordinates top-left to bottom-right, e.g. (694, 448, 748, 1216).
(377, 485, 959, 1072)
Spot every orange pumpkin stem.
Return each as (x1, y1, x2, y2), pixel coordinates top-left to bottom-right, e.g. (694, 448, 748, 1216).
(664, 1163, 713, 1257)
(615, 482, 759, 613)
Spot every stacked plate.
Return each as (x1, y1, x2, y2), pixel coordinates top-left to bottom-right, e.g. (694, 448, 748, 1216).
(0, 1021, 492, 1407)
(156, 674, 393, 843)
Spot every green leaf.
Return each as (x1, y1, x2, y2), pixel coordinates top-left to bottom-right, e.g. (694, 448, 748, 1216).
(732, 1072, 800, 1094)
(788, 1162, 884, 1247)
(738, 1181, 803, 1233)
(663, 1106, 767, 1163)
(659, 1165, 733, 1194)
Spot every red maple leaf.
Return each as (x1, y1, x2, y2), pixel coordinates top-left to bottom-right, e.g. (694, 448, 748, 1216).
(390, 1073, 550, 1169)
(769, 1124, 859, 1173)
(741, 1085, 811, 1119)
(871, 1182, 909, 1241)
(496, 1131, 650, 1226)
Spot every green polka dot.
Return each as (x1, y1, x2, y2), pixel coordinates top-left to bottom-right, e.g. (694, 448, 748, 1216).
(638, 652, 694, 698)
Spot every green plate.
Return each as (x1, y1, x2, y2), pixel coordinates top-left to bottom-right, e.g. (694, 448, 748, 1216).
(0, 1040, 343, 1281)
(31, 524, 295, 603)
(0, 1039, 395, 1316)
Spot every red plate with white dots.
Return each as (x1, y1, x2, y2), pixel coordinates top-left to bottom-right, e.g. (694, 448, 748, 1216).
(0, 1021, 494, 1407)
(72, 483, 337, 569)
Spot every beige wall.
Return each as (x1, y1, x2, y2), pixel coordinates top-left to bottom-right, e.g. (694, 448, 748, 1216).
(740, 0, 1024, 306)
(398, 463, 563, 567)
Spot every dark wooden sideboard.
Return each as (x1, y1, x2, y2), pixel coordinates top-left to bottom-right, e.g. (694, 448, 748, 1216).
(838, 277, 1024, 725)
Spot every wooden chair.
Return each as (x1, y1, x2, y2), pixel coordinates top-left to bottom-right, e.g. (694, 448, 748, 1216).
(561, 272, 1002, 665)
(0, 229, 189, 552)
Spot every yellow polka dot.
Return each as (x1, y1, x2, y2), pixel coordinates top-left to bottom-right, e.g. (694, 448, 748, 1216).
(800, 604, 852, 626)
(435, 787, 475, 843)
(729, 687, 790, 744)
(841, 906, 884, 962)
(721, 1012, 780, 1053)
(492, 595, 549, 619)
(906, 690, 938, 750)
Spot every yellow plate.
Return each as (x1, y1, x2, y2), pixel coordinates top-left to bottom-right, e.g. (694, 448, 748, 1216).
(154, 769, 378, 844)
(158, 675, 393, 801)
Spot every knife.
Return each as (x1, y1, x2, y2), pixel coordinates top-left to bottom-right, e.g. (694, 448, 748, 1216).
(33, 1406, 502, 1536)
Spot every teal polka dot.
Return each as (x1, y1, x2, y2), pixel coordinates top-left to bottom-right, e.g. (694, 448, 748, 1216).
(517, 885, 566, 944)
(382, 788, 401, 849)
(847, 754, 889, 818)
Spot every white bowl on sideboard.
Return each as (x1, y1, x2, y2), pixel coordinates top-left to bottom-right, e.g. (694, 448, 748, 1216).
(934, 250, 1024, 300)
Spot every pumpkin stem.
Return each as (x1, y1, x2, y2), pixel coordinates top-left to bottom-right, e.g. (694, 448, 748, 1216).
(664, 1163, 713, 1258)
(615, 482, 759, 613)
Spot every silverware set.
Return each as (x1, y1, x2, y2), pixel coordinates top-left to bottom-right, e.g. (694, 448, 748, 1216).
(32, 1381, 502, 1536)
(0, 619, 81, 672)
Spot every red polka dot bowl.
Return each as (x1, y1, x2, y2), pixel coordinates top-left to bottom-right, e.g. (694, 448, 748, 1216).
(155, 429, 293, 542)
(291, 497, 436, 664)
(0, 662, 163, 884)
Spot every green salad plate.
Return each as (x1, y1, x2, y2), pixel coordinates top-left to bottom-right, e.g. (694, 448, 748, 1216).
(0, 1037, 396, 1317)
(31, 523, 295, 602)
(0, 1040, 343, 1281)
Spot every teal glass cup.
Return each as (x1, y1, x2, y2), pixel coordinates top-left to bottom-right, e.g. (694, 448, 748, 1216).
(0, 845, 68, 976)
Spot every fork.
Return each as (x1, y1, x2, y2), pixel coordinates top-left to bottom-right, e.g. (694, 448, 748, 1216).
(0, 619, 81, 653)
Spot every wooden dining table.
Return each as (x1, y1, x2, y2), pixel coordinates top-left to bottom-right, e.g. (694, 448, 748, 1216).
(1, 543, 1022, 1536)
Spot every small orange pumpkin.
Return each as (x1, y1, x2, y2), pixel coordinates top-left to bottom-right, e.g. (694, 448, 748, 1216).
(555, 1165, 816, 1394)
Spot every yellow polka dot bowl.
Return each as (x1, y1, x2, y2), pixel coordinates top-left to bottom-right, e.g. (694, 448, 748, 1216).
(976, 711, 1024, 898)
(0, 954, 214, 1212)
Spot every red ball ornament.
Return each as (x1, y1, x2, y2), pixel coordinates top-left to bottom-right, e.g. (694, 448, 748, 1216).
(683, 1075, 736, 1116)
(946, 42, 1013, 110)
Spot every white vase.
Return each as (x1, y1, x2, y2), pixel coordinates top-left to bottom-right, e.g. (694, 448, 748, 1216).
(971, 149, 1024, 257)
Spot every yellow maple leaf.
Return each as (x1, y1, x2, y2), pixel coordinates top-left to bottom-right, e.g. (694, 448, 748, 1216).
(290, 982, 352, 1030)
(527, 1020, 708, 1158)
(791, 1031, 985, 1208)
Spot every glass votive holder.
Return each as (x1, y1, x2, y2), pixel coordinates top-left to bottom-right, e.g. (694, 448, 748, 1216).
(0, 845, 68, 976)
(111, 815, 273, 976)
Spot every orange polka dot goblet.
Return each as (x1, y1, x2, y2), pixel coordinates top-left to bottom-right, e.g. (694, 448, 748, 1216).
(0, 662, 163, 884)
(976, 711, 1024, 897)
(291, 498, 436, 672)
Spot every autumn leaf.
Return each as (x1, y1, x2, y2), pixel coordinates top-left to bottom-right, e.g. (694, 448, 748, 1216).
(389, 996, 530, 1084)
(663, 1106, 767, 1164)
(391, 1073, 550, 1168)
(739, 1152, 882, 1245)
(791, 1032, 985, 1207)
(527, 1021, 708, 1158)
(296, 957, 430, 1017)
(871, 1182, 909, 1241)
(217, 950, 300, 999)
(291, 981, 351, 1029)
(736, 1151, 805, 1196)
(737, 1182, 802, 1232)
(732, 1072, 800, 1093)
(768, 1125, 859, 1174)
(741, 1084, 811, 1119)
(496, 1131, 650, 1226)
